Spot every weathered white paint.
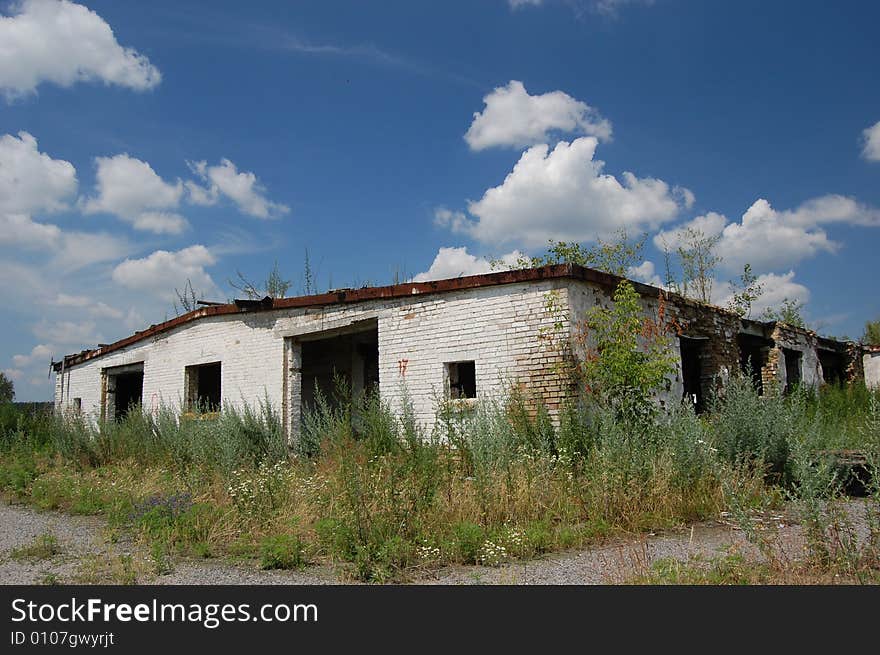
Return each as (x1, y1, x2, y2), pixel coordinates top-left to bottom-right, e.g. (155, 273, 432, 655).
(55, 279, 570, 440)
(865, 352, 880, 389)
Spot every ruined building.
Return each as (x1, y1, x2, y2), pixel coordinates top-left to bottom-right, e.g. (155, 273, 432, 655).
(52, 264, 878, 442)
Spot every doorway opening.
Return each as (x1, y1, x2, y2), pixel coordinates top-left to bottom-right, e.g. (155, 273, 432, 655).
(679, 336, 706, 413)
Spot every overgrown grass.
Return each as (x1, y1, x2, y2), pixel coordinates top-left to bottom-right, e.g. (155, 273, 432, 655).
(1, 379, 878, 583)
(10, 533, 61, 561)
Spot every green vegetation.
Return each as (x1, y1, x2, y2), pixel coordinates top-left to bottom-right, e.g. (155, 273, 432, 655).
(864, 318, 880, 346)
(0, 371, 13, 403)
(761, 298, 807, 328)
(10, 532, 60, 561)
(1, 378, 878, 583)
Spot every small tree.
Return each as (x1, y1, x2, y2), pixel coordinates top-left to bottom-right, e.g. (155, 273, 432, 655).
(578, 280, 679, 421)
(513, 229, 647, 277)
(676, 227, 721, 304)
(761, 298, 806, 328)
(229, 260, 291, 299)
(863, 318, 880, 345)
(727, 264, 764, 319)
(173, 278, 200, 315)
(0, 371, 14, 403)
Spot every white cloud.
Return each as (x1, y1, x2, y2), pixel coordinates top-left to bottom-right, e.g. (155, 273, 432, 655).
(0, 0, 161, 98)
(458, 137, 687, 248)
(654, 195, 880, 274)
(783, 194, 880, 227)
(433, 207, 470, 232)
(186, 159, 289, 219)
(0, 131, 77, 214)
(412, 246, 523, 282)
(54, 293, 124, 319)
(0, 213, 62, 248)
(716, 199, 838, 273)
(112, 245, 218, 301)
(508, 0, 543, 8)
(2, 368, 23, 381)
(714, 270, 810, 318)
(465, 81, 612, 151)
(33, 318, 101, 346)
(131, 211, 188, 235)
(81, 154, 188, 234)
(53, 230, 131, 271)
(653, 212, 727, 251)
(627, 260, 663, 287)
(12, 343, 53, 368)
(861, 121, 880, 162)
(593, 0, 655, 17)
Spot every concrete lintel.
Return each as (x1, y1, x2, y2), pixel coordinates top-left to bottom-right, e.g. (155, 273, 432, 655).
(274, 315, 378, 340)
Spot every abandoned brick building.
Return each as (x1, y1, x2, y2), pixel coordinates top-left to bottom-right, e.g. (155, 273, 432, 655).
(52, 264, 878, 442)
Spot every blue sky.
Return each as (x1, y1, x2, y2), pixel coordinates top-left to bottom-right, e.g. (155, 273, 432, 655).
(2, 0, 879, 401)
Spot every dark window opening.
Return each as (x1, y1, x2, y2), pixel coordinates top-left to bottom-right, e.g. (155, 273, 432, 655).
(679, 337, 705, 413)
(300, 326, 379, 418)
(782, 348, 802, 394)
(105, 363, 144, 421)
(818, 350, 846, 386)
(186, 362, 222, 412)
(447, 361, 477, 399)
(737, 334, 771, 396)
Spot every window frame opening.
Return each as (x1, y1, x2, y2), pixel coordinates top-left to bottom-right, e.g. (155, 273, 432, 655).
(102, 362, 144, 422)
(679, 336, 707, 413)
(185, 361, 222, 413)
(446, 360, 477, 400)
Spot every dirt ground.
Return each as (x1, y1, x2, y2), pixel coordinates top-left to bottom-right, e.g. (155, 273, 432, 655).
(0, 499, 870, 585)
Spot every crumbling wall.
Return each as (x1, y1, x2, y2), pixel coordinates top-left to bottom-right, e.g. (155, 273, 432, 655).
(762, 324, 822, 393)
(845, 342, 866, 384)
(666, 298, 741, 407)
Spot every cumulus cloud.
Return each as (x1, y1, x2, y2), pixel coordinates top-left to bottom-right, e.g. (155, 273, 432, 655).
(111, 245, 218, 302)
(0, 0, 161, 99)
(81, 154, 188, 234)
(186, 159, 289, 219)
(433, 207, 470, 233)
(52, 230, 131, 271)
(0, 213, 62, 248)
(627, 260, 664, 287)
(0, 131, 77, 214)
(455, 137, 687, 248)
(12, 343, 53, 368)
(714, 270, 810, 318)
(465, 81, 612, 151)
(654, 195, 880, 274)
(412, 246, 524, 282)
(861, 121, 880, 162)
(653, 212, 727, 251)
(33, 318, 102, 346)
(53, 293, 124, 319)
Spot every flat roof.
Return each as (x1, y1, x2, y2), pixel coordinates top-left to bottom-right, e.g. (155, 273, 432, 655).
(51, 263, 851, 371)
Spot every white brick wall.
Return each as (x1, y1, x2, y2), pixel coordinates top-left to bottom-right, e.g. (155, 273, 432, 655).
(55, 278, 572, 439)
(865, 352, 880, 389)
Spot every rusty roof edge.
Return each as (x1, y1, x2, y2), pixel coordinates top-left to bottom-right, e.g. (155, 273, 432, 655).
(50, 263, 855, 371)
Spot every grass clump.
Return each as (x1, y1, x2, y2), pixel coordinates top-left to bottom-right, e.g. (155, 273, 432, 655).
(11, 533, 61, 561)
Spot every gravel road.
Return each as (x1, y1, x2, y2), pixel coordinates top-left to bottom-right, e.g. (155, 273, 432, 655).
(0, 499, 871, 585)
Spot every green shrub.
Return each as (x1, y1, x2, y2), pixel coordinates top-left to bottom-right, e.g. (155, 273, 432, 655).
(451, 521, 485, 564)
(260, 534, 308, 570)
